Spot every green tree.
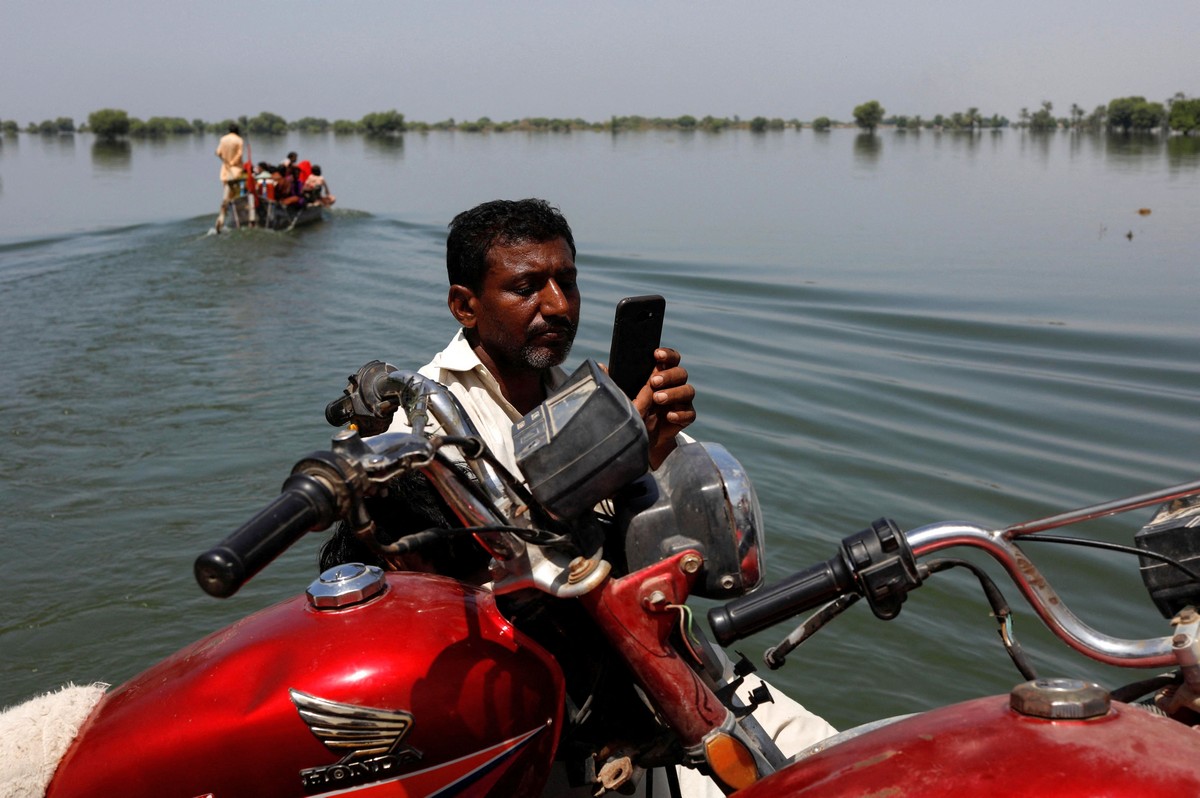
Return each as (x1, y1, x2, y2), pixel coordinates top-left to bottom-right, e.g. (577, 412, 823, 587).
(459, 117, 494, 133)
(1, 120, 18, 135)
(852, 100, 885, 133)
(1028, 101, 1057, 132)
(1069, 103, 1084, 130)
(293, 116, 331, 133)
(698, 115, 730, 132)
(248, 111, 288, 135)
(208, 118, 239, 134)
(360, 109, 406, 136)
(37, 119, 57, 134)
(675, 114, 697, 130)
(1168, 96, 1200, 135)
(748, 116, 768, 133)
(811, 116, 831, 132)
(55, 116, 75, 133)
(1107, 96, 1144, 132)
(1130, 100, 1165, 131)
(138, 116, 193, 135)
(332, 119, 359, 134)
(88, 108, 131, 139)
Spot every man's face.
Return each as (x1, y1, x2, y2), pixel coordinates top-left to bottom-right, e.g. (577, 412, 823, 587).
(467, 237, 580, 372)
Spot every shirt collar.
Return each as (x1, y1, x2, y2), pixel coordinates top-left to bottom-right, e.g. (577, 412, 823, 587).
(430, 328, 570, 390)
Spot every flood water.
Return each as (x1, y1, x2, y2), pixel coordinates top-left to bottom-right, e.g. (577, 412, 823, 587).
(1, 127, 1198, 731)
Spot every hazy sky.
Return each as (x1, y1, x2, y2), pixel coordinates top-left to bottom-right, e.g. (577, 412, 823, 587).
(3, 1, 1196, 125)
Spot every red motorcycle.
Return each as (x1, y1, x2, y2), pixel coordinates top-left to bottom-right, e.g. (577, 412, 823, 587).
(41, 360, 1200, 796)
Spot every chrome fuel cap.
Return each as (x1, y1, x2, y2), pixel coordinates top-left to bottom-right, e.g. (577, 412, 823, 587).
(1010, 678, 1111, 720)
(307, 563, 387, 609)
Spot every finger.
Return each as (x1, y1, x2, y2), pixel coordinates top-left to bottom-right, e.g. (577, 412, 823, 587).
(652, 384, 696, 406)
(665, 408, 698, 426)
(651, 365, 689, 388)
(654, 347, 681, 368)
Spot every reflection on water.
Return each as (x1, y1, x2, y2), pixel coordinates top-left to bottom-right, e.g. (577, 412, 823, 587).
(1104, 131, 1167, 164)
(363, 134, 405, 158)
(91, 139, 131, 170)
(853, 132, 881, 163)
(1018, 130, 1056, 163)
(1166, 135, 1200, 170)
(44, 133, 77, 154)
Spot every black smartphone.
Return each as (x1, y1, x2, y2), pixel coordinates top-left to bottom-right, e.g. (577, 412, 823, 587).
(607, 295, 666, 399)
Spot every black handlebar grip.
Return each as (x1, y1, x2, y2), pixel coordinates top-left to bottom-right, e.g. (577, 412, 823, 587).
(708, 555, 855, 647)
(195, 473, 337, 598)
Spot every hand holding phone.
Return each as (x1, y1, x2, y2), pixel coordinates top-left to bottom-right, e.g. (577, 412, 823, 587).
(607, 295, 665, 400)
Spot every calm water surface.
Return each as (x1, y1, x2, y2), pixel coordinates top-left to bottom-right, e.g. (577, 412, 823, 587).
(1, 129, 1198, 729)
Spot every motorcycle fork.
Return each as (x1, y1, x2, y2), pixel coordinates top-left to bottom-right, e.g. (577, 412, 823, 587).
(578, 550, 764, 793)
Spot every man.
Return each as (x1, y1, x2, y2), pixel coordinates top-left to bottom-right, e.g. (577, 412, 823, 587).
(214, 123, 245, 233)
(387, 198, 835, 796)
(391, 198, 694, 474)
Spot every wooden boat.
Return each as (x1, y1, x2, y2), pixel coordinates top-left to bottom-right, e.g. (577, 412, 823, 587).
(225, 194, 323, 231)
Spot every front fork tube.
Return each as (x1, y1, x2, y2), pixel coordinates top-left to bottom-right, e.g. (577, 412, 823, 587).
(578, 550, 771, 793)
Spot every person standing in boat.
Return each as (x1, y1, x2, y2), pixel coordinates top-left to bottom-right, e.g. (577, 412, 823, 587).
(214, 123, 245, 233)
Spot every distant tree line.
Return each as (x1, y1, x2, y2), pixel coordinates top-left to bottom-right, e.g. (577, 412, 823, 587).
(849, 93, 1199, 135)
(3, 93, 1197, 140)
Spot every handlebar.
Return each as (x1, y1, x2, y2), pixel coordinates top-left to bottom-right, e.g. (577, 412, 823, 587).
(710, 516, 1182, 669)
(905, 521, 1176, 667)
(195, 472, 338, 598)
(709, 518, 920, 646)
(708, 558, 855, 646)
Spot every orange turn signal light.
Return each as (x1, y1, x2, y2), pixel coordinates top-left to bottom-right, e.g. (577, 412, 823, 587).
(705, 732, 759, 791)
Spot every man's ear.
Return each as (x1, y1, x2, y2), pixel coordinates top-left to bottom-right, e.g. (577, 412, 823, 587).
(448, 285, 478, 328)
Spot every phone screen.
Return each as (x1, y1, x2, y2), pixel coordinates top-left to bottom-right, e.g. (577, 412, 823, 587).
(607, 295, 665, 399)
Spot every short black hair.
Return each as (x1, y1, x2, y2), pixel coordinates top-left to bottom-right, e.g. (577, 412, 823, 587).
(228, 123, 240, 134)
(446, 198, 576, 291)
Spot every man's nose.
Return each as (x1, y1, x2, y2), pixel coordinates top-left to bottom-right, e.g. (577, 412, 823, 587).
(539, 280, 569, 317)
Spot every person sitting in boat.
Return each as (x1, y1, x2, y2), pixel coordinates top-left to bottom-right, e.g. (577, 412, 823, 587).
(302, 165, 336, 207)
(273, 165, 303, 207)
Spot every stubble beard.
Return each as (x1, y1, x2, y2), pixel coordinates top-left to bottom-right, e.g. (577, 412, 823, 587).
(521, 338, 574, 369)
(520, 320, 577, 369)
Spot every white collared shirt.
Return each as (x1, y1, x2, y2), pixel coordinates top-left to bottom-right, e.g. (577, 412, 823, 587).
(386, 328, 565, 480)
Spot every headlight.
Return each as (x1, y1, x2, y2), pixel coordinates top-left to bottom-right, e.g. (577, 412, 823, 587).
(618, 441, 765, 599)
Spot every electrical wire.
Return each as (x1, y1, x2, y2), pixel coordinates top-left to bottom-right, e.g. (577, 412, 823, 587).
(1016, 534, 1200, 582)
(667, 604, 704, 664)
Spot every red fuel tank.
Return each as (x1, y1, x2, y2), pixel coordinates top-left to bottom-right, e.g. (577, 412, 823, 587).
(48, 569, 564, 798)
(735, 684, 1200, 797)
